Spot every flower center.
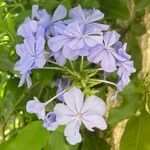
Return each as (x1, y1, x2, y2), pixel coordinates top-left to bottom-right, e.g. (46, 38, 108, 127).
(76, 113, 82, 118)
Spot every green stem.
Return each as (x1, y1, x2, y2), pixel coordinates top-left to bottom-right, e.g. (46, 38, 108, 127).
(44, 86, 72, 106)
(90, 79, 117, 87)
(69, 60, 75, 71)
(80, 56, 84, 71)
(40, 67, 64, 71)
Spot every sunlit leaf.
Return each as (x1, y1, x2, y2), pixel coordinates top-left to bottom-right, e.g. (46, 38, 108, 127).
(120, 112, 150, 150)
(1, 121, 49, 150)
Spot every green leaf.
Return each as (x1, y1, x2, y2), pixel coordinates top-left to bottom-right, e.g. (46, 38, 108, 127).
(1, 121, 49, 150)
(46, 129, 70, 150)
(126, 34, 142, 72)
(146, 93, 150, 114)
(81, 131, 110, 150)
(7, 14, 16, 37)
(108, 82, 144, 126)
(15, 10, 31, 24)
(61, 0, 71, 10)
(79, 0, 100, 9)
(100, 0, 130, 19)
(33, 69, 56, 86)
(39, 0, 59, 11)
(0, 55, 14, 73)
(131, 23, 146, 36)
(135, 0, 150, 12)
(120, 112, 150, 150)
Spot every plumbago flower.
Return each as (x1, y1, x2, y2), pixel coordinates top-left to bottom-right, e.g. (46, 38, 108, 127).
(17, 18, 46, 38)
(68, 5, 109, 31)
(43, 112, 58, 131)
(55, 78, 71, 101)
(88, 31, 126, 73)
(48, 21, 103, 65)
(14, 36, 46, 87)
(116, 43, 136, 91)
(26, 97, 45, 120)
(16, 4, 136, 146)
(32, 4, 67, 36)
(54, 87, 107, 145)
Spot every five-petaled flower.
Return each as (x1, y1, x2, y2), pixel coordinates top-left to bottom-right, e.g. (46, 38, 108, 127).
(48, 21, 103, 64)
(54, 87, 107, 145)
(117, 43, 136, 91)
(68, 5, 109, 31)
(14, 36, 46, 87)
(88, 31, 126, 72)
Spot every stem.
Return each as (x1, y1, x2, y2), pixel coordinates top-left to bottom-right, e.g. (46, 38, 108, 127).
(47, 60, 59, 66)
(69, 60, 75, 71)
(80, 56, 84, 71)
(86, 68, 103, 78)
(90, 79, 117, 87)
(41, 67, 64, 71)
(44, 88, 68, 106)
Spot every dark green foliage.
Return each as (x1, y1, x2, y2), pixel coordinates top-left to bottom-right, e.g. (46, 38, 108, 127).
(108, 81, 144, 126)
(100, 0, 130, 19)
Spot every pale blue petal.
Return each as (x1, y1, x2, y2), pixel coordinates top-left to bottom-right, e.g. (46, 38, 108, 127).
(82, 115, 107, 131)
(24, 37, 36, 55)
(15, 44, 26, 57)
(43, 112, 58, 131)
(104, 31, 120, 47)
(87, 45, 105, 64)
(69, 5, 85, 22)
(62, 45, 79, 60)
(35, 53, 46, 68)
(35, 36, 45, 55)
(26, 97, 45, 120)
(85, 9, 104, 23)
(64, 119, 82, 145)
(17, 22, 33, 38)
(63, 22, 82, 37)
(68, 38, 84, 49)
(63, 87, 84, 113)
(54, 104, 75, 125)
(52, 5, 67, 22)
(84, 35, 103, 47)
(101, 52, 117, 72)
(81, 95, 105, 116)
(28, 20, 39, 33)
(53, 50, 66, 66)
(48, 36, 69, 52)
(31, 5, 39, 19)
(89, 23, 109, 31)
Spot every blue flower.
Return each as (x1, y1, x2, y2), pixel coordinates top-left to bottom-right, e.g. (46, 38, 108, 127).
(88, 31, 125, 72)
(26, 97, 45, 120)
(55, 78, 71, 101)
(17, 19, 45, 38)
(43, 112, 58, 131)
(116, 43, 136, 91)
(48, 21, 103, 63)
(14, 36, 46, 87)
(32, 5, 51, 28)
(32, 5, 67, 36)
(54, 87, 107, 145)
(68, 5, 109, 31)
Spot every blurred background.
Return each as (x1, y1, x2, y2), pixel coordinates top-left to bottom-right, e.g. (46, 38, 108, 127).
(0, 0, 150, 150)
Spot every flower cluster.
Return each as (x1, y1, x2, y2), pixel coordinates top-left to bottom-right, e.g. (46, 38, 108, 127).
(26, 87, 107, 145)
(15, 4, 136, 145)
